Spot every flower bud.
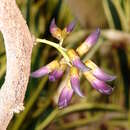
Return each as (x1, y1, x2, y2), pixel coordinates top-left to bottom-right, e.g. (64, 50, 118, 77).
(58, 84, 73, 109)
(50, 18, 62, 40)
(84, 71, 113, 95)
(49, 63, 66, 82)
(70, 67, 84, 97)
(31, 60, 59, 78)
(85, 60, 116, 81)
(76, 28, 100, 56)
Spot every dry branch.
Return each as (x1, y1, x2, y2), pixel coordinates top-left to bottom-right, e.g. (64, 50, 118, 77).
(0, 0, 33, 129)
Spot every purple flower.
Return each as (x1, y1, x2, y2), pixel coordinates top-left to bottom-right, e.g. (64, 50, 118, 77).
(32, 25, 116, 109)
(76, 28, 100, 56)
(84, 71, 113, 95)
(31, 60, 59, 78)
(49, 69, 63, 82)
(70, 76, 84, 97)
(31, 66, 49, 78)
(58, 86, 73, 109)
(93, 68, 116, 82)
(85, 28, 100, 47)
(50, 18, 57, 33)
(50, 19, 75, 40)
(70, 67, 84, 97)
(91, 79, 114, 95)
(50, 18, 62, 40)
(85, 60, 116, 82)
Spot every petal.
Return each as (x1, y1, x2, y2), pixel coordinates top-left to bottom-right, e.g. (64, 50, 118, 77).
(85, 60, 116, 81)
(50, 18, 57, 32)
(50, 18, 62, 40)
(31, 60, 59, 78)
(31, 66, 49, 78)
(84, 71, 113, 95)
(66, 21, 76, 33)
(58, 86, 73, 109)
(91, 79, 114, 95)
(93, 68, 116, 82)
(67, 49, 90, 72)
(70, 76, 84, 97)
(49, 70, 63, 82)
(85, 28, 100, 47)
(49, 61, 66, 82)
(73, 58, 90, 72)
(76, 28, 100, 56)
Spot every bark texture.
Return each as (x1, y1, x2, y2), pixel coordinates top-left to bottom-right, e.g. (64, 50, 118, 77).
(0, 0, 33, 129)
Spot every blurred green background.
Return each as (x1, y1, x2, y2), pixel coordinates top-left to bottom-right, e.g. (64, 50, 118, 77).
(0, 0, 130, 130)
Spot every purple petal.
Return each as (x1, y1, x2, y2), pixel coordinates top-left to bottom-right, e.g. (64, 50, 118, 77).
(72, 58, 90, 72)
(70, 76, 84, 97)
(31, 66, 49, 78)
(49, 70, 63, 82)
(58, 87, 73, 109)
(93, 68, 116, 82)
(91, 79, 114, 95)
(66, 21, 76, 33)
(85, 28, 100, 47)
(50, 18, 57, 33)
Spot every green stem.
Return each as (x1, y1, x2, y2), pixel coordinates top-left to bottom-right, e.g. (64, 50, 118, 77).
(35, 103, 123, 130)
(36, 38, 70, 63)
(35, 108, 59, 130)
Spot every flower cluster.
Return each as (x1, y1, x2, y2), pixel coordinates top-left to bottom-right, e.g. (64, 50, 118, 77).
(31, 19, 116, 109)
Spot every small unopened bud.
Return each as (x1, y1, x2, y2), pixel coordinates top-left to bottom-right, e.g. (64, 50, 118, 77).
(31, 60, 59, 78)
(76, 28, 100, 56)
(50, 18, 62, 40)
(84, 71, 113, 95)
(85, 60, 116, 81)
(58, 85, 73, 109)
(70, 67, 84, 97)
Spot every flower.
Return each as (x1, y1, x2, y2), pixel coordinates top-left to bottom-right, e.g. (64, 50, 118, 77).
(32, 19, 116, 108)
(83, 71, 114, 95)
(58, 84, 73, 109)
(76, 28, 100, 56)
(70, 67, 84, 97)
(85, 60, 116, 81)
(50, 18, 75, 40)
(49, 62, 66, 82)
(50, 18, 62, 40)
(31, 60, 59, 78)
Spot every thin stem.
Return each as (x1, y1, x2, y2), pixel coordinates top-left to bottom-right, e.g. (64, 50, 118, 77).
(35, 108, 59, 130)
(59, 38, 64, 46)
(36, 38, 70, 63)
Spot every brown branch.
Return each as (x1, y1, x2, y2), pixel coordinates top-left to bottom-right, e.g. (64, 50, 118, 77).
(0, 0, 33, 129)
